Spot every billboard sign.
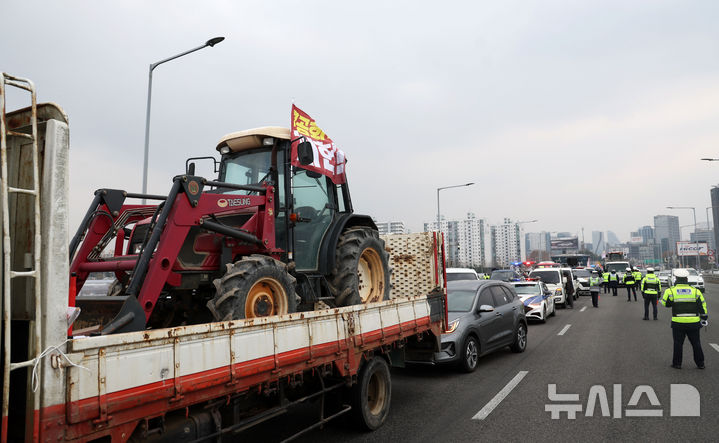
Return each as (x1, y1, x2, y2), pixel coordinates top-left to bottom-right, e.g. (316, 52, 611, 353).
(676, 241, 708, 256)
(551, 237, 579, 250)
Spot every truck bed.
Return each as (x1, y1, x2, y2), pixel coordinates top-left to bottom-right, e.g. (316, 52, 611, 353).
(42, 293, 443, 440)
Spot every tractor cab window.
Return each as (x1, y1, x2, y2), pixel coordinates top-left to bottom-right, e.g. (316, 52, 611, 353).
(292, 167, 334, 270)
(222, 148, 274, 194)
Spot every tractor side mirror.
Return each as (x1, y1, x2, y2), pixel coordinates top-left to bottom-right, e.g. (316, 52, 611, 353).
(188, 162, 196, 175)
(297, 141, 314, 165)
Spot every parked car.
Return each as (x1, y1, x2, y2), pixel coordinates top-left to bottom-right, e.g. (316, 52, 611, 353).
(572, 268, 592, 296)
(658, 270, 671, 287)
(437, 280, 528, 372)
(528, 267, 570, 308)
(511, 281, 555, 322)
(490, 269, 523, 282)
(446, 267, 480, 282)
(671, 268, 705, 291)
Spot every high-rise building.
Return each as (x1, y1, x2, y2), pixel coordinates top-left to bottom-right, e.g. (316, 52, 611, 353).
(491, 218, 521, 268)
(690, 229, 715, 252)
(654, 215, 680, 256)
(591, 231, 606, 255)
(526, 232, 550, 253)
(375, 220, 408, 235)
(424, 213, 489, 268)
(638, 225, 654, 244)
(607, 231, 620, 246)
(712, 186, 719, 257)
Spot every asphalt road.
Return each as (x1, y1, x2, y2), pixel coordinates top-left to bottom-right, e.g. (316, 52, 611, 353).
(246, 283, 719, 442)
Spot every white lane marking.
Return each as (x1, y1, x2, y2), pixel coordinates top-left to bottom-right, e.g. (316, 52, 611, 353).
(558, 324, 571, 336)
(472, 370, 528, 420)
(710, 343, 719, 354)
(580, 306, 587, 312)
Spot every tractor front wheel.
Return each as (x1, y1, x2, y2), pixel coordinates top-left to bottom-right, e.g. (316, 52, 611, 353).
(329, 227, 391, 306)
(207, 255, 297, 321)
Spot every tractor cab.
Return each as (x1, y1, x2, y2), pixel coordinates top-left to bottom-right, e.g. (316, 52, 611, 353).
(215, 127, 348, 271)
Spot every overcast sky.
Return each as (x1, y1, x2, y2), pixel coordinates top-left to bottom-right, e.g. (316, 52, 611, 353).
(4, 0, 719, 242)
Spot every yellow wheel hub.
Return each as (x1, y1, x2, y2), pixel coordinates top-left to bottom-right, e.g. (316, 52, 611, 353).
(357, 248, 385, 304)
(245, 277, 288, 318)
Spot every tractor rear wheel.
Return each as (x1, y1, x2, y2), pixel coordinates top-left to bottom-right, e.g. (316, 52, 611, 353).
(207, 255, 297, 321)
(329, 227, 391, 306)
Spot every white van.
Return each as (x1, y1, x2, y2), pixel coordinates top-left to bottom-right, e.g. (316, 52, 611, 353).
(529, 267, 570, 307)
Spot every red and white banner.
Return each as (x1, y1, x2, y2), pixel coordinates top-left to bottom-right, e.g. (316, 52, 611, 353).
(290, 105, 347, 184)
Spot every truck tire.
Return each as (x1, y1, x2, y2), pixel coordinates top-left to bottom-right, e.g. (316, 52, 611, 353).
(207, 255, 297, 321)
(351, 356, 392, 430)
(329, 227, 391, 306)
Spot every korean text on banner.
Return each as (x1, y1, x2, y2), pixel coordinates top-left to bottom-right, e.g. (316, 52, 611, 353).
(290, 105, 347, 184)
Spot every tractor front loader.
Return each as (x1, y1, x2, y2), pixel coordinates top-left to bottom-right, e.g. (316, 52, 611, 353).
(70, 127, 390, 334)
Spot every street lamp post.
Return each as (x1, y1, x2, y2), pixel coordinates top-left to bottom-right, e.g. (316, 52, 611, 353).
(142, 37, 225, 203)
(667, 206, 699, 270)
(436, 182, 475, 231)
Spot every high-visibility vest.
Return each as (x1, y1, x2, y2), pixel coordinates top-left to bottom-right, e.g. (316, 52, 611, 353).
(661, 284, 707, 323)
(609, 274, 618, 282)
(632, 271, 642, 282)
(623, 273, 635, 285)
(589, 276, 601, 287)
(641, 274, 661, 295)
(602, 273, 609, 282)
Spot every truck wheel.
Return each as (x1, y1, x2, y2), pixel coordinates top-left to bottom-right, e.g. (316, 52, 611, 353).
(351, 356, 391, 430)
(207, 255, 297, 321)
(330, 227, 391, 306)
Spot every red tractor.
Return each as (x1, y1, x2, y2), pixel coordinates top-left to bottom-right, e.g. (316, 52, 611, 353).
(70, 127, 390, 333)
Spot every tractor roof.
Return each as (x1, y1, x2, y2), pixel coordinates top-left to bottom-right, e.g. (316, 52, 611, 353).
(216, 127, 290, 153)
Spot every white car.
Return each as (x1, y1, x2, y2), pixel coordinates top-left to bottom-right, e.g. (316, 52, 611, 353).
(572, 268, 592, 296)
(671, 268, 705, 291)
(528, 268, 569, 307)
(657, 271, 671, 287)
(512, 281, 556, 322)
(446, 267, 479, 282)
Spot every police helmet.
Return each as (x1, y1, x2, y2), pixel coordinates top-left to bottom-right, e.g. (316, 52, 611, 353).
(674, 268, 690, 278)
(592, 270, 598, 274)
(646, 267, 655, 273)
(625, 267, 631, 272)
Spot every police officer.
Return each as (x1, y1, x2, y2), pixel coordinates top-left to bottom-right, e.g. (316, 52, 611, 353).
(623, 267, 636, 301)
(641, 267, 661, 320)
(602, 269, 610, 294)
(609, 270, 619, 296)
(632, 267, 643, 297)
(589, 270, 601, 308)
(661, 268, 707, 369)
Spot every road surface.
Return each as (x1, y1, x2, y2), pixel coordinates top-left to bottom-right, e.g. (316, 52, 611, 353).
(245, 283, 719, 442)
